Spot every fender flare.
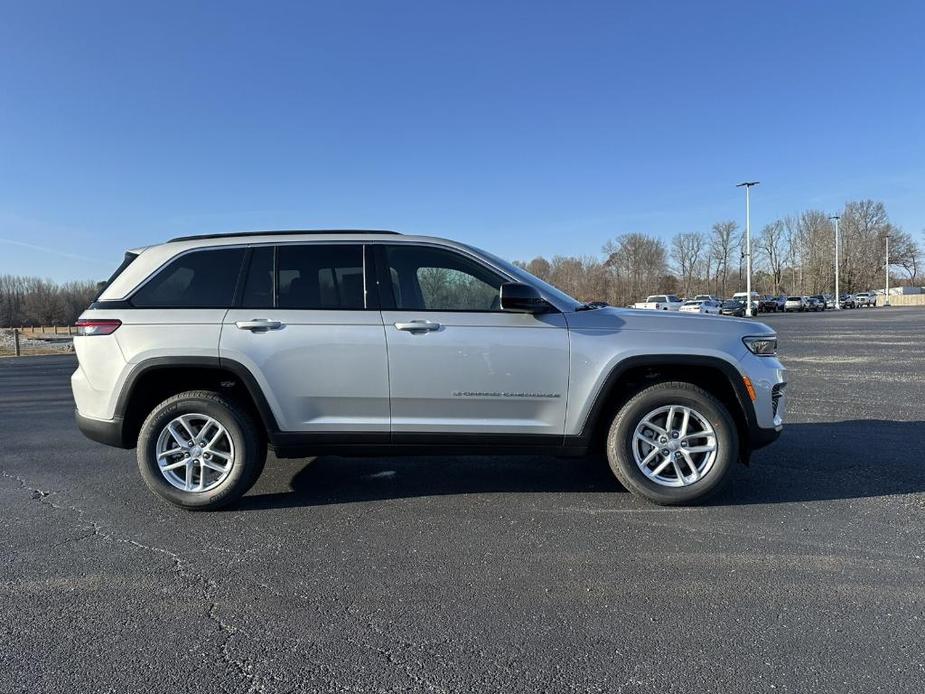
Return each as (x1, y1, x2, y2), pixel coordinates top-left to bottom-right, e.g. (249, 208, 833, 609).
(114, 356, 280, 434)
(574, 354, 758, 447)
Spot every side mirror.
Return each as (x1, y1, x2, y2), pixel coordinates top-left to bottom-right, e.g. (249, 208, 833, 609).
(499, 282, 551, 313)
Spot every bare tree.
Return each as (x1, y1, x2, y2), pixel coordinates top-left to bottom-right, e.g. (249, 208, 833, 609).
(888, 228, 920, 285)
(670, 232, 706, 297)
(798, 210, 835, 294)
(0, 275, 99, 327)
(838, 200, 893, 291)
(709, 221, 737, 297)
(602, 233, 668, 305)
(756, 220, 787, 293)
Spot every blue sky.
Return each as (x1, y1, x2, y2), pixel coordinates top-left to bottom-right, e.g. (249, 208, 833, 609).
(1, 0, 922, 281)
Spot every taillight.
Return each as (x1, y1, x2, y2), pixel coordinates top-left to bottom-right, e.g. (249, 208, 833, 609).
(75, 319, 122, 336)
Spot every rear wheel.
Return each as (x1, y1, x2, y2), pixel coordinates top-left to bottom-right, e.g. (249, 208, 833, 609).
(606, 381, 738, 505)
(137, 390, 266, 510)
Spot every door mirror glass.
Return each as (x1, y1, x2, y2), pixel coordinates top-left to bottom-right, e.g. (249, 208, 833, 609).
(500, 282, 550, 313)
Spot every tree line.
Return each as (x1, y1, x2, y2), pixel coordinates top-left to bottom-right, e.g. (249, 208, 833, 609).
(1, 198, 921, 325)
(515, 200, 922, 306)
(0, 276, 100, 327)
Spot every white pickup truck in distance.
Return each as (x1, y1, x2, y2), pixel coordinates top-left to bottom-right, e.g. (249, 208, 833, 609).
(633, 295, 683, 311)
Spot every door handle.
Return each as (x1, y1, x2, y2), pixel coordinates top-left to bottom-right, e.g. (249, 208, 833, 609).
(394, 320, 441, 332)
(235, 319, 283, 331)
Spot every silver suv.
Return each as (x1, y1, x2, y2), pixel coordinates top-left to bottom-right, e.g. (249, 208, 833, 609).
(73, 230, 786, 510)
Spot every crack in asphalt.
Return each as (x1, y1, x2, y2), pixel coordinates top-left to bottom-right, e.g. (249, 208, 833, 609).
(3, 470, 469, 692)
(1, 470, 265, 694)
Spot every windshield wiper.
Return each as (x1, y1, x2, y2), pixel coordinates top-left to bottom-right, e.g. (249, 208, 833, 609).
(576, 300, 608, 311)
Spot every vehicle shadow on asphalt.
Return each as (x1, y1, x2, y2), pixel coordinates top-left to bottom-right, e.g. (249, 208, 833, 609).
(237, 420, 925, 509)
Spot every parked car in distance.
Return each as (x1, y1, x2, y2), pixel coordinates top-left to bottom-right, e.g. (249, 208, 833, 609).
(823, 294, 837, 309)
(732, 291, 758, 302)
(694, 294, 720, 302)
(71, 229, 785, 510)
(731, 291, 760, 313)
(633, 294, 683, 311)
(720, 299, 746, 317)
(854, 292, 876, 307)
(809, 295, 827, 311)
(805, 297, 823, 312)
(680, 299, 721, 314)
(758, 295, 779, 313)
(839, 294, 856, 309)
(784, 296, 806, 312)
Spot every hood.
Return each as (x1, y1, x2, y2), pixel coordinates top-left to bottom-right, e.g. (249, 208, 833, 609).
(565, 306, 775, 338)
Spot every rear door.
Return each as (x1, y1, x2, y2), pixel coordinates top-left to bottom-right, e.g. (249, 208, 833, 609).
(220, 243, 389, 434)
(374, 243, 570, 438)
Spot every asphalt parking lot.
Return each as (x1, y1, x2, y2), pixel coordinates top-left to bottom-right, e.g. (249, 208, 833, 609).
(2, 308, 923, 693)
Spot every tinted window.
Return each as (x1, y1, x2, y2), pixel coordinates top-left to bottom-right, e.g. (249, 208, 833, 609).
(277, 244, 365, 309)
(241, 246, 274, 308)
(384, 245, 504, 311)
(131, 248, 245, 308)
(95, 251, 138, 300)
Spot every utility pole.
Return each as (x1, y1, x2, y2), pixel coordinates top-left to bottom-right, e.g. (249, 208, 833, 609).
(736, 181, 760, 316)
(884, 234, 891, 307)
(829, 215, 840, 309)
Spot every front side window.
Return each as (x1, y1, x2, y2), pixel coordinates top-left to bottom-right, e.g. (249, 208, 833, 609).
(131, 247, 245, 308)
(383, 245, 505, 311)
(276, 244, 365, 309)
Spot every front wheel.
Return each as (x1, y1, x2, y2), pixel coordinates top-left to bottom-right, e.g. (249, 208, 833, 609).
(606, 382, 739, 505)
(137, 390, 267, 511)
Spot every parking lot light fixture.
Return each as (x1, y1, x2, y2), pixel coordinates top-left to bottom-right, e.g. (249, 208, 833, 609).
(884, 234, 891, 307)
(737, 181, 760, 317)
(829, 215, 840, 309)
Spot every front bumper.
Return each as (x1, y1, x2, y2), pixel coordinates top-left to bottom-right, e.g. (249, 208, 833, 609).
(75, 410, 130, 449)
(750, 423, 782, 450)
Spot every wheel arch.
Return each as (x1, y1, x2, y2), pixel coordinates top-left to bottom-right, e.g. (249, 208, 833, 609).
(575, 355, 757, 461)
(115, 357, 278, 448)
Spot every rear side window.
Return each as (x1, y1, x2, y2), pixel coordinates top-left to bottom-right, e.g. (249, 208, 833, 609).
(131, 248, 246, 308)
(94, 251, 138, 300)
(276, 244, 365, 309)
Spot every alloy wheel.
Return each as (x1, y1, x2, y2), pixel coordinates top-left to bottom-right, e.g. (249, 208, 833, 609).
(631, 405, 718, 487)
(155, 413, 235, 492)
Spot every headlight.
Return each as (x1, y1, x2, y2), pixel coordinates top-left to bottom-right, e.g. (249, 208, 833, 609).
(743, 335, 777, 356)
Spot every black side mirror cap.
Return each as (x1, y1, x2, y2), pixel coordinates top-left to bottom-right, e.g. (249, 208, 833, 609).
(499, 282, 551, 313)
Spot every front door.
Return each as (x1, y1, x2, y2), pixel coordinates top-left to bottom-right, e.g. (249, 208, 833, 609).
(375, 243, 570, 438)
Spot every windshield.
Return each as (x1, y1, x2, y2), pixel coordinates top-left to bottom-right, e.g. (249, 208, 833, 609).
(463, 244, 584, 311)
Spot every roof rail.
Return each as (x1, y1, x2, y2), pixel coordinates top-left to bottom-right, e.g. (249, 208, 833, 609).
(167, 229, 402, 243)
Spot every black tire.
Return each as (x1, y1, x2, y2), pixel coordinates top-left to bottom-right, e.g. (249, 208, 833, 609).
(605, 381, 739, 506)
(136, 390, 266, 511)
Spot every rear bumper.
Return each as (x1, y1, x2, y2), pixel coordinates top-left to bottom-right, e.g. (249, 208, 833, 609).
(75, 410, 131, 449)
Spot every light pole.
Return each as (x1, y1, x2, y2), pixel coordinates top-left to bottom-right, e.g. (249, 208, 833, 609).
(884, 233, 891, 307)
(829, 215, 840, 309)
(736, 181, 759, 316)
